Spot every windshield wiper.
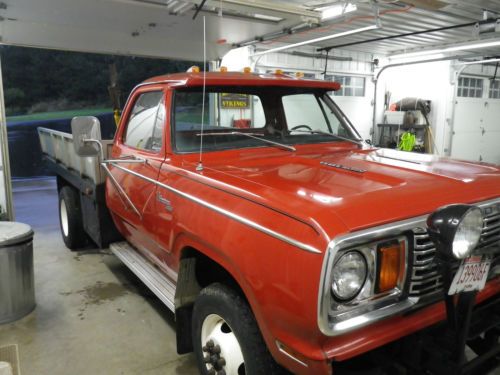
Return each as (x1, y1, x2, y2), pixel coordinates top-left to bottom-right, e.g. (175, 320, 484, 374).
(197, 131, 296, 152)
(290, 129, 364, 147)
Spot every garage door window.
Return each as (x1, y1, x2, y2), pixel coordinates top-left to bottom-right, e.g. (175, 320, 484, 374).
(457, 77, 483, 98)
(325, 75, 365, 97)
(123, 91, 164, 152)
(489, 80, 500, 99)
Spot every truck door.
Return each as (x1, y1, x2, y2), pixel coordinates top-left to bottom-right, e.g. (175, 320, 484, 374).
(107, 86, 167, 263)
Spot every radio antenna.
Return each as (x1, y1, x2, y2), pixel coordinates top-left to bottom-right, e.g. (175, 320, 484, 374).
(197, 15, 207, 172)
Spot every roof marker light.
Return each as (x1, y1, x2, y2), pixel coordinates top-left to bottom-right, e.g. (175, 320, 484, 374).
(243, 67, 252, 74)
(275, 69, 284, 75)
(295, 72, 304, 78)
(187, 66, 200, 73)
(220, 66, 228, 73)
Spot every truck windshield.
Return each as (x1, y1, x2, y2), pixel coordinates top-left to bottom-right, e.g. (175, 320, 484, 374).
(172, 86, 361, 153)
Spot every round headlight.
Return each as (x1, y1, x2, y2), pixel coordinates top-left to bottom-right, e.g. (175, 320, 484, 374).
(331, 251, 367, 301)
(427, 204, 483, 260)
(452, 207, 483, 259)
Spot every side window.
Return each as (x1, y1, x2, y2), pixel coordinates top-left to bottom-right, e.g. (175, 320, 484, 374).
(124, 91, 164, 151)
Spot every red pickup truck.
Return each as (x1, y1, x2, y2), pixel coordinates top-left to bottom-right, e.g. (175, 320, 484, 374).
(39, 70, 500, 375)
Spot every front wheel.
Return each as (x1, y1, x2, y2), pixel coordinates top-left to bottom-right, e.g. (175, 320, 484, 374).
(192, 283, 284, 375)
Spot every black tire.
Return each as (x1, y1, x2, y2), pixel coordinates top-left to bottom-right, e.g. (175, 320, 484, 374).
(58, 186, 86, 250)
(192, 283, 285, 375)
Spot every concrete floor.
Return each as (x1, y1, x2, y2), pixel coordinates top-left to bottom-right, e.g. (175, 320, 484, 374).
(0, 178, 198, 375)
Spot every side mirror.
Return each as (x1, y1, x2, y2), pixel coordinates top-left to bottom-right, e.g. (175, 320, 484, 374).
(71, 116, 102, 157)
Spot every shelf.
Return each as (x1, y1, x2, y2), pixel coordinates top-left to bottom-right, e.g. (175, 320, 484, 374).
(377, 123, 428, 129)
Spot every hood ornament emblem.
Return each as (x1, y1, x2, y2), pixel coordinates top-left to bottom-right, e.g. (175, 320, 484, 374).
(320, 161, 366, 173)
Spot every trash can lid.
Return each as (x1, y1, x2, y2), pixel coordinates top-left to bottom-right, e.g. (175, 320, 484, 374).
(0, 362, 13, 375)
(0, 222, 34, 247)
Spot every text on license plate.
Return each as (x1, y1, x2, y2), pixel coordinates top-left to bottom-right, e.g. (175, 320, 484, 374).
(448, 256, 491, 295)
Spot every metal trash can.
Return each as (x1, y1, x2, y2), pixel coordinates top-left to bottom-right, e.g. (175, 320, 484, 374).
(0, 222, 35, 324)
(0, 362, 13, 375)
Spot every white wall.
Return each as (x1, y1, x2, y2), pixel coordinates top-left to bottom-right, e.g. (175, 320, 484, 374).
(376, 60, 455, 155)
(256, 47, 374, 75)
(332, 82, 374, 140)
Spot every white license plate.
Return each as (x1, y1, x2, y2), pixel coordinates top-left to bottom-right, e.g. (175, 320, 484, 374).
(448, 256, 491, 295)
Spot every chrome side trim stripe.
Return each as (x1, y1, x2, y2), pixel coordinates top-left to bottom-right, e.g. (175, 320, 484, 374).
(276, 341, 308, 368)
(109, 163, 322, 254)
(165, 165, 323, 236)
(101, 163, 142, 218)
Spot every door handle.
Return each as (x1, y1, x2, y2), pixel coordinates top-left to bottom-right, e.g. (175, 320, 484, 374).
(105, 155, 146, 164)
(157, 192, 173, 212)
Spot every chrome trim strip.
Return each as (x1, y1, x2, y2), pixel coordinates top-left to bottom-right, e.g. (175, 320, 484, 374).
(320, 161, 366, 173)
(105, 159, 146, 164)
(101, 163, 142, 218)
(163, 164, 323, 236)
(476, 197, 500, 208)
(110, 163, 322, 254)
(276, 342, 308, 368)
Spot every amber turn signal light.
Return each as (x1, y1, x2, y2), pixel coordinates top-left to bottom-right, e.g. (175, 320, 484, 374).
(376, 241, 405, 293)
(187, 66, 200, 73)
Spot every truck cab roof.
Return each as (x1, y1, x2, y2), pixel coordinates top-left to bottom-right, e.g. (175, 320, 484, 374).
(143, 71, 342, 90)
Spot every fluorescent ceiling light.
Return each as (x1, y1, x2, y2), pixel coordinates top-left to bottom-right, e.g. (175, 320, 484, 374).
(391, 53, 445, 64)
(166, 0, 179, 9)
(461, 57, 500, 65)
(319, 3, 357, 21)
(251, 24, 378, 57)
(390, 39, 500, 60)
(254, 13, 283, 22)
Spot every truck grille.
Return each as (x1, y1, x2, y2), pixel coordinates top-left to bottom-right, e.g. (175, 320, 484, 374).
(409, 202, 500, 298)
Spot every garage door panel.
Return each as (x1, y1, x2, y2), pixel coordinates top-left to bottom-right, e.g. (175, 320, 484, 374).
(451, 133, 482, 162)
(451, 98, 484, 162)
(453, 99, 484, 133)
(483, 101, 500, 132)
(481, 131, 500, 165)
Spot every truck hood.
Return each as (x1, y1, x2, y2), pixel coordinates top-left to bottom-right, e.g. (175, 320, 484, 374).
(199, 146, 500, 235)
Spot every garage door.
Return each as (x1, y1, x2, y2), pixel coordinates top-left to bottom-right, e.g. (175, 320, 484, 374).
(451, 76, 500, 165)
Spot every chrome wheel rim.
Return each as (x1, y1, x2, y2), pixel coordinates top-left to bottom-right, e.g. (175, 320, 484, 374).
(60, 199, 69, 237)
(201, 314, 245, 375)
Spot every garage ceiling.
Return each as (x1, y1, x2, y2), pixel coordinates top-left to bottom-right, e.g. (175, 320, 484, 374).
(2, 0, 500, 61)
